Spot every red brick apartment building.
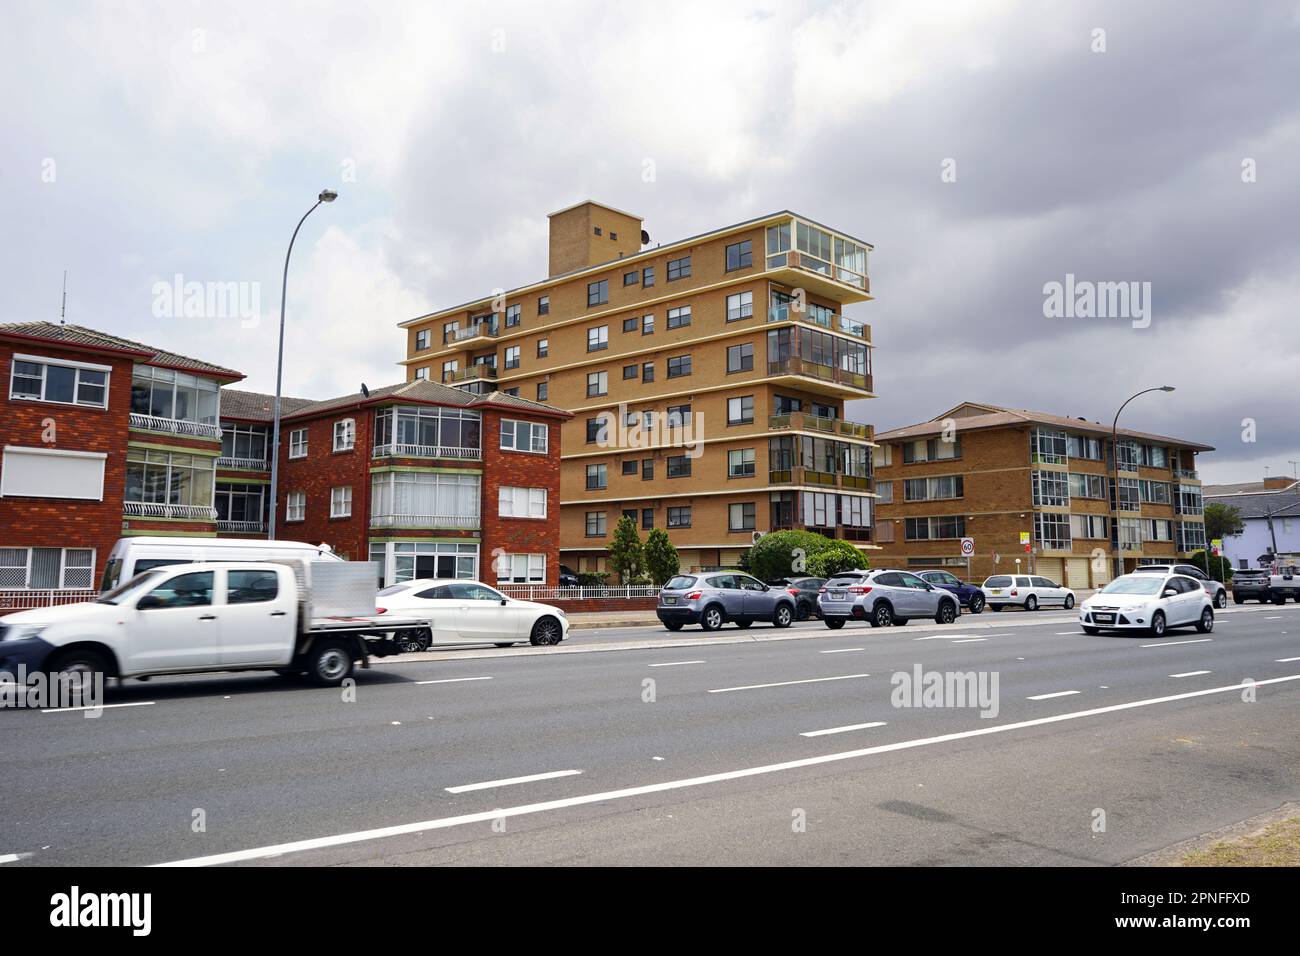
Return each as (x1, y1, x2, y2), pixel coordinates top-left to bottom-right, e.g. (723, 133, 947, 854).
(1, 322, 570, 603)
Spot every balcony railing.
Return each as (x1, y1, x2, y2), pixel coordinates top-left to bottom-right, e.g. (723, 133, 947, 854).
(446, 364, 497, 384)
(216, 520, 267, 534)
(768, 413, 872, 441)
(768, 250, 870, 294)
(371, 443, 482, 460)
(370, 513, 480, 529)
(445, 323, 499, 344)
(768, 467, 839, 487)
(1175, 468, 1200, 481)
(217, 455, 269, 471)
(767, 358, 872, 393)
(767, 304, 870, 340)
(129, 413, 222, 440)
(124, 501, 218, 520)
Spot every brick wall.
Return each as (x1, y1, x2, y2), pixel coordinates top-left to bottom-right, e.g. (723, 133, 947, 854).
(276, 404, 373, 560)
(481, 410, 563, 585)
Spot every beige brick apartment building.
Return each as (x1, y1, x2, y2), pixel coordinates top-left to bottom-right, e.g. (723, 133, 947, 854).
(398, 201, 879, 573)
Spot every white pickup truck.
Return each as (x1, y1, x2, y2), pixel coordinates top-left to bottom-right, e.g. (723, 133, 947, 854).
(0, 560, 427, 688)
(1268, 563, 1300, 604)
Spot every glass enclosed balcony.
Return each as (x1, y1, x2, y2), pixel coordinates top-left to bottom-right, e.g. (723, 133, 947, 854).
(764, 218, 872, 302)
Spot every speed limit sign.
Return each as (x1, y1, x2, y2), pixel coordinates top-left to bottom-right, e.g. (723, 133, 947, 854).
(960, 537, 975, 556)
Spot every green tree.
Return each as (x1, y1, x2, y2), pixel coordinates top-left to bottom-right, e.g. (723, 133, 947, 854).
(643, 529, 681, 584)
(806, 540, 868, 578)
(608, 515, 646, 583)
(1188, 549, 1233, 583)
(746, 530, 834, 582)
(1203, 503, 1244, 544)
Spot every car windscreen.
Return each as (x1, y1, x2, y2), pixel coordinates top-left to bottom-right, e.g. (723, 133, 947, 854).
(984, 576, 1012, 587)
(1100, 576, 1164, 595)
(97, 570, 167, 605)
(664, 575, 697, 590)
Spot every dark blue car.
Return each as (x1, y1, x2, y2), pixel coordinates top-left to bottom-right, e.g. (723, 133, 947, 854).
(917, 570, 984, 613)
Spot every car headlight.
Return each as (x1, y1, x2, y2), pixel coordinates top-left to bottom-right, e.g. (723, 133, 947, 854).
(2, 625, 47, 642)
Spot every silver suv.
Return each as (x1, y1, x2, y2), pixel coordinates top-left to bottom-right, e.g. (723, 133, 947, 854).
(819, 569, 960, 629)
(657, 572, 796, 632)
(1131, 564, 1227, 609)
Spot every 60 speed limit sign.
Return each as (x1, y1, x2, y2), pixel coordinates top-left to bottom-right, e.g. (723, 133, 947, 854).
(960, 537, 975, 556)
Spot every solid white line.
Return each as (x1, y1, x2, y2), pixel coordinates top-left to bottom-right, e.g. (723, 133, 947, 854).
(951, 638, 986, 643)
(1265, 616, 1283, 620)
(913, 635, 973, 641)
(1055, 631, 1081, 635)
(445, 769, 582, 794)
(1169, 670, 1212, 678)
(415, 677, 493, 685)
(648, 660, 705, 667)
(41, 701, 155, 714)
(1276, 657, 1300, 663)
(708, 673, 870, 693)
(1026, 690, 1080, 701)
(1139, 638, 1213, 648)
(151, 673, 1300, 867)
(799, 721, 887, 737)
(0, 853, 22, 864)
(819, 647, 864, 654)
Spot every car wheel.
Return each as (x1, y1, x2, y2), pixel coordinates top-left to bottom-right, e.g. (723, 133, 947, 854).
(991, 604, 1003, 612)
(1082, 626, 1099, 635)
(795, 601, 812, 622)
(664, 622, 684, 632)
(1196, 607, 1214, 633)
(1233, 595, 1243, 605)
(824, 617, 846, 630)
(969, 593, 985, 614)
(49, 648, 110, 697)
(529, 616, 563, 646)
(700, 605, 724, 632)
(1064, 594, 1075, 610)
(734, 618, 753, 629)
(935, 600, 957, 624)
(1276, 595, 1287, 606)
(1149, 611, 1166, 638)
(870, 603, 894, 628)
(772, 604, 793, 629)
(401, 628, 432, 653)
(306, 639, 354, 687)
(1025, 595, 1038, 612)
(1214, 590, 1227, 609)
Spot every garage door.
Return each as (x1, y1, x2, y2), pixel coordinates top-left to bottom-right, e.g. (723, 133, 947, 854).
(1034, 558, 1064, 584)
(1065, 557, 1090, 590)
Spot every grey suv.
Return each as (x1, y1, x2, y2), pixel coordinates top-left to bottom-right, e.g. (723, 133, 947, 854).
(819, 569, 960, 629)
(657, 572, 796, 632)
(1132, 564, 1227, 609)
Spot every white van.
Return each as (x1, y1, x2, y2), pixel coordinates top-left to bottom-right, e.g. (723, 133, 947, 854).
(99, 537, 343, 593)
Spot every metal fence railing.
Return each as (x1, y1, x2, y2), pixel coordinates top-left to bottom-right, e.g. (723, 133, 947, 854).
(498, 585, 660, 601)
(0, 589, 97, 612)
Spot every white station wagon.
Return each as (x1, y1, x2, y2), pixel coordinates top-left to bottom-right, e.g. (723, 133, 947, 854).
(374, 579, 569, 648)
(981, 574, 1076, 611)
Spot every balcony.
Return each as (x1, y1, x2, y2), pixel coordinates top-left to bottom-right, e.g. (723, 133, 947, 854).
(763, 218, 872, 304)
(768, 412, 873, 442)
(124, 501, 218, 520)
(370, 513, 480, 530)
(372, 443, 482, 460)
(217, 519, 267, 534)
(1175, 468, 1200, 482)
(217, 455, 269, 471)
(766, 358, 873, 396)
(445, 323, 499, 345)
(771, 523, 873, 543)
(767, 302, 871, 342)
(129, 413, 222, 440)
(445, 364, 498, 385)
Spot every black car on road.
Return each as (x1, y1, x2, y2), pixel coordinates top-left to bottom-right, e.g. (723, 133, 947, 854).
(1230, 568, 1271, 604)
(768, 577, 827, 620)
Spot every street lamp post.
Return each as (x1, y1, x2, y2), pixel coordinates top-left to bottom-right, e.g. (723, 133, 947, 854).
(1109, 385, 1175, 578)
(268, 189, 337, 540)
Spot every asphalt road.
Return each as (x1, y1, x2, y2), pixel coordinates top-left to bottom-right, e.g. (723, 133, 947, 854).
(1, 602, 1297, 866)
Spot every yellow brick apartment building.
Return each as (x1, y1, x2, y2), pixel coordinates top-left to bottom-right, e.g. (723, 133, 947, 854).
(872, 403, 1213, 588)
(398, 201, 879, 573)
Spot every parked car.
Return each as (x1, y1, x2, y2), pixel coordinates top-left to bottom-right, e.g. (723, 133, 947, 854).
(657, 572, 796, 631)
(1229, 568, 1272, 604)
(558, 565, 580, 587)
(916, 569, 985, 613)
(1079, 571, 1214, 637)
(768, 577, 827, 620)
(1131, 564, 1228, 609)
(818, 569, 960, 629)
(1268, 563, 1300, 603)
(981, 575, 1075, 611)
(375, 579, 568, 647)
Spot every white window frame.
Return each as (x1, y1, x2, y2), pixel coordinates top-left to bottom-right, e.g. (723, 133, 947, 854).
(498, 486, 547, 519)
(500, 419, 549, 454)
(0, 546, 97, 590)
(9, 353, 112, 409)
(289, 428, 308, 459)
(495, 552, 546, 584)
(726, 291, 754, 321)
(287, 491, 306, 522)
(333, 418, 355, 452)
(330, 486, 352, 518)
(415, 329, 431, 350)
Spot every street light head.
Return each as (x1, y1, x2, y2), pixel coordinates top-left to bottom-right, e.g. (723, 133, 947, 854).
(1160, 385, 1175, 392)
(319, 189, 338, 203)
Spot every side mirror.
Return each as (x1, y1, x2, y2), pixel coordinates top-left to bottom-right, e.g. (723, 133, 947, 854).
(761, 584, 770, 592)
(1162, 588, 1177, 598)
(137, 595, 163, 610)
(500, 598, 508, 605)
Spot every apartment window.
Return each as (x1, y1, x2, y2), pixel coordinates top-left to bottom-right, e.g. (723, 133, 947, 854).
(729, 502, 757, 531)
(904, 475, 964, 501)
(537, 296, 550, 316)
(726, 239, 753, 271)
(536, 381, 548, 402)
(443, 321, 460, 344)
(642, 314, 655, 335)
(441, 360, 458, 383)
(587, 371, 608, 397)
(1176, 483, 1203, 516)
(503, 387, 520, 397)
(667, 455, 692, 478)
(414, 367, 429, 381)
(496, 345, 518, 371)
(585, 512, 607, 537)
(1068, 472, 1107, 499)
(1031, 470, 1068, 507)
(666, 404, 691, 427)
(586, 463, 607, 490)
(586, 417, 608, 443)
(1031, 428, 1068, 464)
(642, 267, 655, 288)
(0, 546, 96, 589)
(221, 423, 268, 464)
(624, 271, 639, 287)
(726, 291, 753, 321)
(289, 428, 308, 459)
(330, 486, 352, 518)
(1067, 434, 1103, 460)
(1, 446, 106, 501)
(10, 355, 110, 408)
(728, 448, 756, 478)
(287, 491, 305, 522)
(1142, 444, 1168, 468)
(642, 459, 654, 480)
(640, 508, 653, 530)
(727, 395, 754, 425)
(1118, 477, 1141, 511)
(1034, 512, 1071, 551)
(498, 486, 547, 519)
(587, 280, 609, 307)
(642, 363, 654, 383)
(901, 436, 961, 463)
(1177, 522, 1206, 552)
(609, 232, 617, 241)
(537, 338, 549, 358)
(623, 316, 639, 333)
(667, 355, 692, 378)
(415, 329, 431, 350)
(496, 553, 545, 584)
(1115, 439, 1140, 471)
(666, 306, 692, 330)
(727, 342, 754, 373)
(1070, 514, 1109, 539)
(667, 506, 691, 528)
(587, 326, 609, 352)
(333, 419, 355, 452)
(904, 516, 966, 540)
(875, 480, 893, 504)
(501, 304, 521, 329)
(500, 419, 549, 453)
(622, 363, 639, 381)
(130, 366, 219, 426)
(1141, 518, 1173, 542)
(1139, 479, 1171, 504)
(621, 460, 638, 476)
(667, 256, 691, 281)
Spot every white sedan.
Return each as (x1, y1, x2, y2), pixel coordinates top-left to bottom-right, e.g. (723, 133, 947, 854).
(1079, 572, 1213, 637)
(375, 580, 569, 649)
(981, 574, 1076, 611)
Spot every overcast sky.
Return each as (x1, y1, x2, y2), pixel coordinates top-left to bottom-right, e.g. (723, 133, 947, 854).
(3, 1, 1297, 483)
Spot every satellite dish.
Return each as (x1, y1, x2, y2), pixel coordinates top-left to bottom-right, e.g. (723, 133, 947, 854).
(360, 383, 370, 397)
(640, 229, 650, 245)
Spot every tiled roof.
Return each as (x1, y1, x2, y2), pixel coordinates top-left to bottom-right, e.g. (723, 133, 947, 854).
(227, 380, 572, 422)
(219, 388, 315, 421)
(1204, 479, 1300, 496)
(1202, 487, 1300, 519)
(875, 401, 1213, 451)
(0, 321, 243, 380)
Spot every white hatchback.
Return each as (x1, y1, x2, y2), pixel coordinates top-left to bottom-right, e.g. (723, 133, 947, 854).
(1079, 573, 1213, 637)
(375, 580, 569, 649)
(981, 574, 1076, 612)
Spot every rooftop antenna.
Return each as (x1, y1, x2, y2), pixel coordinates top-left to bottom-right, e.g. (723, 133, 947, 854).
(1289, 460, 1299, 480)
(60, 270, 68, 324)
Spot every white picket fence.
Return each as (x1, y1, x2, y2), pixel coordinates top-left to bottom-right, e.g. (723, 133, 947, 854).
(497, 585, 660, 601)
(0, 589, 98, 612)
